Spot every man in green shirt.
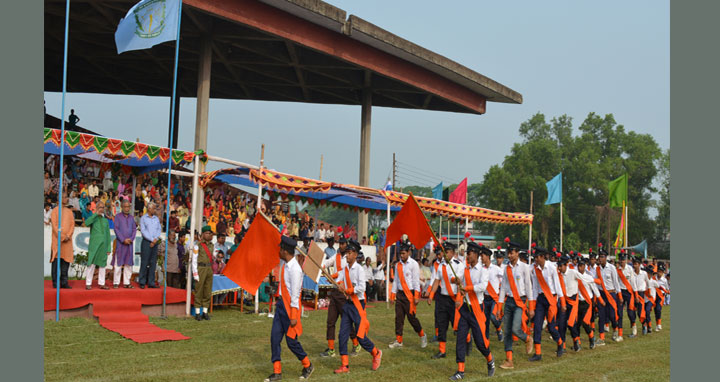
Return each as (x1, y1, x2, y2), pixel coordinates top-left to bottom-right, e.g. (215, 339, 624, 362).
(193, 225, 215, 320)
(84, 203, 112, 290)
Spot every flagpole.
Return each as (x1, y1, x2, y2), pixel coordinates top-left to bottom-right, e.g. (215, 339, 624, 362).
(560, 201, 563, 252)
(55, 0, 72, 322)
(255, 144, 265, 314)
(160, 0, 184, 319)
(186, 153, 200, 316)
(386, 198, 391, 309)
(528, 191, 533, 251)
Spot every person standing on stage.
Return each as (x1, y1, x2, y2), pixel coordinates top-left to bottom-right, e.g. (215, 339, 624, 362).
(498, 238, 534, 370)
(265, 236, 314, 382)
(50, 193, 75, 289)
(138, 202, 162, 289)
(112, 200, 136, 288)
(595, 244, 622, 344)
(388, 242, 427, 349)
(528, 246, 565, 361)
(84, 203, 112, 290)
(334, 241, 383, 374)
(192, 226, 214, 321)
(426, 240, 465, 359)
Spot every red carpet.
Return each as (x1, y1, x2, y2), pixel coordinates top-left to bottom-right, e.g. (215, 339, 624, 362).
(45, 280, 190, 343)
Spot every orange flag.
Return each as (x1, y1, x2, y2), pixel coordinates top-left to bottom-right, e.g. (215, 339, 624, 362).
(223, 214, 280, 292)
(384, 192, 439, 251)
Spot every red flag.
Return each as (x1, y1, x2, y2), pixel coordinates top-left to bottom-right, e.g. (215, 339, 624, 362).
(223, 214, 281, 292)
(449, 178, 468, 204)
(384, 192, 439, 250)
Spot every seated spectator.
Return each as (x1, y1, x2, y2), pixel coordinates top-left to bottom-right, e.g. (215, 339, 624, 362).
(212, 250, 226, 274)
(44, 203, 52, 225)
(168, 210, 180, 232)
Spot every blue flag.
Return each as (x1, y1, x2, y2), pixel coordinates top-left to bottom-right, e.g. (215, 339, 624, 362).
(545, 173, 562, 205)
(384, 179, 393, 191)
(115, 0, 181, 54)
(432, 182, 443, 200)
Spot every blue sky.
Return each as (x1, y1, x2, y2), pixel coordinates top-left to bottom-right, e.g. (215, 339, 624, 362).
(45, 0, 669, 191)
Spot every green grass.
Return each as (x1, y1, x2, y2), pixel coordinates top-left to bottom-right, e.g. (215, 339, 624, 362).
(44, 303, 669, 382)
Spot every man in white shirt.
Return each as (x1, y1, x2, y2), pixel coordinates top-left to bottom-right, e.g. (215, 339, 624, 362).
(426, 246, 443, 342)
(373, 258, 386, 301)
(528, 246, 565, 361)
(559, 255, 596, 352)
(88, 180, 100, 199)
(448, 242, 495, 381)
(334, 241, 383, 374)
(498, 238, 534, 370)
(632, 257, 651, 335)
(482, 244, 504, 342)
(427, 241, 465, 359)
(363, 257, 375, 302)
(388, 242, 427, 349)
(643, 266, 659, 334)
(616, 251, 639, 338)
(319, 235, 358, 357)
(574, 257, 604, 349)
(265, 236, 313, 382)
(595, 245, 622, 344)
(654, 264, 669, 330)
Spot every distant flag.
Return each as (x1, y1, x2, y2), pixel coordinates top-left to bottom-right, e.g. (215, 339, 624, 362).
(545, 172, 562, 205)
(115, 0, 181, 54)
(609, 173, 628, 208)
(432, 182, 443, 200)
(384, 179, 393, 191)
(442, 187, 450, 201)
(449, 178, 468, 204)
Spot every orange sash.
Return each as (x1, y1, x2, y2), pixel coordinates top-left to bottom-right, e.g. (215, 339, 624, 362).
(654, 277, 666, 305)
(330, 253, 343, 280)
(397, 262, 416, 315)
(463, 267, 489, 348)
(616, 267, 635, 310)
(534, 267, 558, 322)
(576, 278, 593, 325)
(596, 266, 619, 321)
(485, 279, 502, 317)
(558, 271, 576, 326)
(279, 264, 302, 338)
(505, 264, 529, 334)
(441, 263, 461, 330)
(344, 267, 370, 338)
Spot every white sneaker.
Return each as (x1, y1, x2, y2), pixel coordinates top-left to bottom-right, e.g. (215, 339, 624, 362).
(657, 324, 662, 330)
(616, 336, 624, 342)
(388, 340, 403, 349)
(632, 326, 637, 336)
(420, 334, 428, 348)
(612, 330, 618, 341)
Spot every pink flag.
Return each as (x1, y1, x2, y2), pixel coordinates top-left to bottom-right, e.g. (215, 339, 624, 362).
(449, 178, 468, 204)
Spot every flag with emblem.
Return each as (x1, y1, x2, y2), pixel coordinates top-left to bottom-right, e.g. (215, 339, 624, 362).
(115, 0, 181, 54)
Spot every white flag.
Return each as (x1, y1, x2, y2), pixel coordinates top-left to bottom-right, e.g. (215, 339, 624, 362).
(115, 0, 180, 54)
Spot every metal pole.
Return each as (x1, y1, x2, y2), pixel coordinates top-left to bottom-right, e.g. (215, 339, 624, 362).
(161, 0, 184, 318)
(560, 201, 563, 252)
(385, 198, 391, 308)
(528, 191, 533, 251)
(255, 144, 265, 314)
(185, 154, 200, 316)
(55, 0, 72, 322)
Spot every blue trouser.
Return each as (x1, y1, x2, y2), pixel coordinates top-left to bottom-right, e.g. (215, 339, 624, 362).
(654, 295, 663, 321)
(483, 296, 502, 335)
(436, 294, 456, 343)
(502, 296, 528, 352)
(618, 289, 636, 327)
(597, 292, 618, 333)
(533, 293, 561, 345)
(643, 301, 653, 325)
(339, 299, 375, 356)
(559, 295, 580, 342)
(271, 301, 307, 363)
(138, 238, 158, 286)
(456, 304, 491, 363)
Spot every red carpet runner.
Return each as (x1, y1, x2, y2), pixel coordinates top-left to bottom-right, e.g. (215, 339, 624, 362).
(45, 280, 190, 343)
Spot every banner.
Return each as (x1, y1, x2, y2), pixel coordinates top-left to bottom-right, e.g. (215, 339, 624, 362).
(115, 0, 181, 54)
(609, 173, 628, 208)
(545, 172, 562, 205)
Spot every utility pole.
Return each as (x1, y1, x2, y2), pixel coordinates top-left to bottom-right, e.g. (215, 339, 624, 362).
(392, 153, 397, 191)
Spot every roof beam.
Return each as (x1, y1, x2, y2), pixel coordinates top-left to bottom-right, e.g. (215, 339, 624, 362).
(285, 42, 310, 101)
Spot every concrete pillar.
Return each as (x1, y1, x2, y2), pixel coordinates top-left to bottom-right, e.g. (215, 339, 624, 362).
(193, 35, 212, 232)
(357, 87, 371, 240)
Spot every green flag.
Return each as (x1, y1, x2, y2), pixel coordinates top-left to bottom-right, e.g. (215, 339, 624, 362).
(442, 187, 449, 201)
(608, 173, 628, 208)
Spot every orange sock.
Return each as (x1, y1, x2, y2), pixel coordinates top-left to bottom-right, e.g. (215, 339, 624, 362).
(396, 335, 403, 344)
(657, 319, 662, 325)
(535, 344, 542, 355)
(273, 361, 282, 374)
(466, 334, 471, 343)
(506, 351, 513, 362)
(619, 328, 623, 337)
(600, 332, 605, 340)
(419, 329, 425, 337)
(435, 328, 439, 336)
(485, 354, 493, 363)
(591, 322, 596, 329)
(352, 338, 359, 347)
(557, 339, 562, 346)
(513, 335, 519, 341)
(341, 355, 349, 367)
(301, 356, 311, 368)
(589, 330, 594, 338)
(573, 337, 579, 342)
(371, 347, 379, 356)
(328, 339, 335, 349)
(439, 342, 446, 353)
(458, 362, 465, 372)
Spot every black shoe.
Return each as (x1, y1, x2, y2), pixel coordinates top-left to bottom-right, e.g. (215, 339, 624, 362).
(264, 373, 282, 382)
(300, 363, 314, 380)
(487, 359, 496, 377)
(449, 371, 464, 381)
(195, 313, 203, 321)
(203, 312, 210, 320)
(139, 284, 145, 289)
(497, 330, 504, 342)
(432, 352, 447, 359)
(556, 345, 564, 357)
(148, 285, 158, 289)
(529, 354, 542, 362)
(319, 348, 336, 358)
(60, 284, 72, 289)
(573, 340, 580, 352)
(589, 337, 596, 349)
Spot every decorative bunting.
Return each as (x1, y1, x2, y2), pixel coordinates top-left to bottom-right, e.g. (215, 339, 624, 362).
(64, 131, 81, 149)
(93, 136, 109, 153)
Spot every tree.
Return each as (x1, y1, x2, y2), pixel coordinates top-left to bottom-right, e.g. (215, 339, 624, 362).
(652, 149, 670, 258)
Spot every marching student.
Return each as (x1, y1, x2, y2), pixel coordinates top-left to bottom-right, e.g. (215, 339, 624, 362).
(426, 240, 465, 359)
(334, 241, 383, 374)
(427, 246, 443, 343)
(497, 238, 534, 370)
(558, 255, 597, 351)
(320, 234, 358, 357)
(448, 242, 496, 380)
(616, 251, 639, 338)
(654, 264, 669, 331)
(643, 266, 659, 334)
(388, 242, 428, 349)
(631, 257, 651, 334)
(528, 246, 565, 361)
(482, 243, 504, 342)
(574, 257, 604, 350)
(594, 244, 621, 344)
(264, 236, 313, 382)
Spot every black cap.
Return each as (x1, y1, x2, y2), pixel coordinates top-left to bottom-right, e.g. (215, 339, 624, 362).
(504, 237, 522, 251)
(280, 236, 297, 252)
(481, 247, 493, 257)
(632, 256, 642, 264)
(617, 252, 627, 260)
(398, 242, 413, 252)
(577, 257, 589, 266)
(557, 256, 569, 266)
(519, 251, 529, 261)
(644, 266, 656, 274)
(338, 234, 348, 244)
(357, 251, 365, 263)
(466, 241, 483, 254)
(433, 245, 443, 254)
(658, 264, 666, 272)
(443, 241, 457, 251)
(533, 245, 548, 256)
(589, 252, 597, 259)
(495, 247, 505, 257)
(346, 240, 361, 253)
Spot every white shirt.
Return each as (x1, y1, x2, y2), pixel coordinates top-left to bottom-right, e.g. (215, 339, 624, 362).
(499, 260, 533, 303)
(457, 263, 489, 304)
(484, 263, 503, 295)
(322, 252, 347, 284)
(633, 269, 650, 292)
(392, 257, 421, 293)
(619, 263, 635, 290)
(563, 268, 595, 298)
(579, 269, 602, 301)
(433, 258, 465, 296)
(373, 264, 386, 281)
(44, 209, 52, 224)
(279, 257, 303, 309)
(531, 263, 564, 300)
(363, 264, 374, 281)
(596, 263, 621, 293)
(337, 261, 366, 300)
(656, 275, 670, 292)
(88, 184, 99, 198)
(646, 278, 658, 302)
(586, 263, 598, 278)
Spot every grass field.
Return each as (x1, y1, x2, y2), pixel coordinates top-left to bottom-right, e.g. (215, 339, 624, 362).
(44, 302, 669, 382)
